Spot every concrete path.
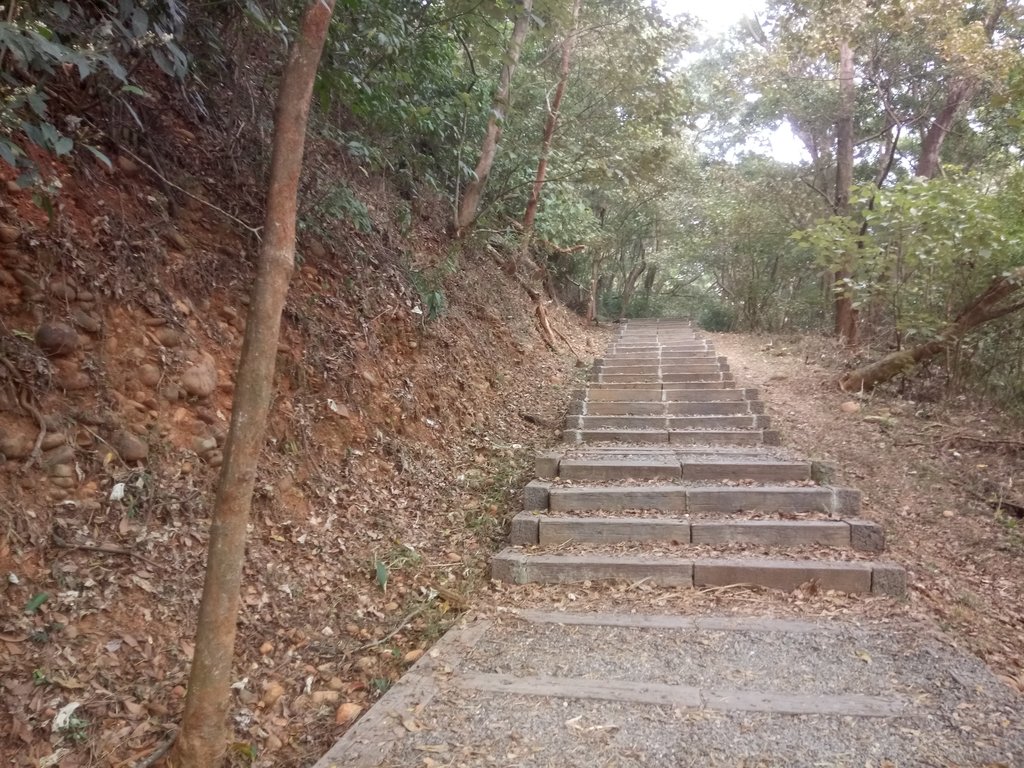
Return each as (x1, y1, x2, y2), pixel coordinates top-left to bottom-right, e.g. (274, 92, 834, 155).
(314, 320, 1024, 767)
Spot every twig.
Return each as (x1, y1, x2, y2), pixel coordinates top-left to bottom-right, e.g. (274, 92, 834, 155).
(551, 324, 584, 364)
(132, 733, 176, 768)
(357, 605, 428, 650)
(52, 534, 161, 569)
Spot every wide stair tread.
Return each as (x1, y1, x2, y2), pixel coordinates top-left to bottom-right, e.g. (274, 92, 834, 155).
(492, 319, 906, 597)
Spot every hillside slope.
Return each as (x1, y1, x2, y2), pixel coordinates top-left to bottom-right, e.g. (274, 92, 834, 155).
(0, 132, 605, 765)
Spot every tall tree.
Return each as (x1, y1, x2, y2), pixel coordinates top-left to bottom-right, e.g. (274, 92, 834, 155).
(834, 37, 858, 345)
(522, 0, 583, 236)
(455, 0, 535, 235)
(167, 1, 335, 765)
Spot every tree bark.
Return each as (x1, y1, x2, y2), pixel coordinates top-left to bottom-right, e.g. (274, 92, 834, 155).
(840, 266, 1024, 392)
(167, 2, 334, 766)
(915, 79, 973, 179)
(455, 0, 534, 235)
(617, 259, 646, 321)
(834, 38, 858, 347)
(521, 0, 582, 235)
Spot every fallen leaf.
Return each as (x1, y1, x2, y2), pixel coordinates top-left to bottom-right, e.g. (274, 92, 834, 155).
(335, 702, 362, 724)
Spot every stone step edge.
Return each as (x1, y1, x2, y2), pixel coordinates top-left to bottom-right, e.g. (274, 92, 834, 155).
(563, 428, 782, 446)
(536, 455, 826, 482)
(566, 415, 772, 429)
(490, 550, 906, 596)
(509, 513, 884, 552)
(573, 387, 761, 403)
(522, 480, 859, 515)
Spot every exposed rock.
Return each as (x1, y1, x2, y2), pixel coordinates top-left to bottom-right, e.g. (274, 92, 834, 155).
(112, 431, 149, 463)
(0, 430, 35, 459)
(115, 155, 140, 176)
(42, 444, 76, 468)
(307, 239, 327, 259)
(163, 228, 189, 251)
(192, 436, 218, 454)
(840, 400, 861, 414)
(0, 223, 19, 244)
(58, 370, 92, 391)
(77, 290, 96, 303)
(161, 384, 181, 401)
(35, 322, 79, 356)
(41, 432, 67, 451)
(70, 308, 101, 334)
(49, 280, 77, 301)
(153, 327, 183, 347)
(139, 364, 162, 387)
(48, 464, 76, 479)
(180, 354, 217, 397)
(0, 269, 16, 287)
(206, 450, 223, 467)
(50, 476, 76, 489)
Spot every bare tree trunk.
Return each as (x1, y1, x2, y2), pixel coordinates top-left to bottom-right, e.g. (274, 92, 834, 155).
(915, 79, 972, 179)
(840, 266, 1024, 392)
(455, 0, 534, 235)
(522, 0, 582, 235)
(167, 2, 334, 765)
(834, 38, 858, 347)
(618, 260, 646, 321)
(586, 257, 598, 322)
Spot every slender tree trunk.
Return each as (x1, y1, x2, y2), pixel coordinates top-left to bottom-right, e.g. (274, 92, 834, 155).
(618, 260, 646, 321)
(586, 257, 598, 322)
(455, 0, 534, 235)
(167, 2, 334, 765)
(522, 0, 582, 235)
(915, 80, 972, 179)
(840, 266, 1024, 392)
(834, 38, 858, 347)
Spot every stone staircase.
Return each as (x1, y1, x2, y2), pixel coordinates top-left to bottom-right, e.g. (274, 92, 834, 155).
(492, 319, 907, 596)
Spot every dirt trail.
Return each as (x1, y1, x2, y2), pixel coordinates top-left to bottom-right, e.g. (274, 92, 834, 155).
(713, 332, 1024, 686)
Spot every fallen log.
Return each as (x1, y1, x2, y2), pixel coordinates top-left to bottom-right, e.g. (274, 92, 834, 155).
(840, 266, 1024, 392)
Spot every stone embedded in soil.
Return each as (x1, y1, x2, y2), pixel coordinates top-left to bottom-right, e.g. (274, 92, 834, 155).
(40, 432, 66, 452)
(153, 327, 183, 347)
(70, 308, 101, 334)
(35, 321, 79, 356)
(0, 430, 35, 459)
(48, 280, 77, 301)
(180, 355, 217, 397)
(42, 444, 76, 468)
(138, 364, 161, 388)
(0, 223, 19, 244)
(113, 431, 149, 463)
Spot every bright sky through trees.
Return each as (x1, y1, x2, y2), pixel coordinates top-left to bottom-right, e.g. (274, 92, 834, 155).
(659, 0, 808, 163)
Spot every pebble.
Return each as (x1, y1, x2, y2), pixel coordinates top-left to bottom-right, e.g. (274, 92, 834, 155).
(35, 321, 79, 356)
(49, 280, 77, 300)
(70, 308, 101, 334)
(138, 364, 162, 388)
(0, 432, 34, 459)
(41, 432, 67, 451)
(112, 431, 149, 463)
(0, 223, 19, 244)
(153, 327, 183, 347)
(42, 444, 76, 468)
(181, 355, 217, 397)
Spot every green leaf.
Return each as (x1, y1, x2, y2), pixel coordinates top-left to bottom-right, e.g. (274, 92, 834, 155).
(54, 136, 73, 156)
(374, 559, 388, 592)
(85, 145, 112, 170)
(24, 592, 49, 614)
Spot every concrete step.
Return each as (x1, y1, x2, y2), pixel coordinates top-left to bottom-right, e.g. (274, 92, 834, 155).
(585, 387, 755, 401)
(578, 401, 761, 416)
(510, 513, 884, 552)
(588, 381, 737, 391)
(528, 482, 859, 515)
(563, 428, 776, 446)
(491, 549, 906, 595)
(596, 373, 736, 384)
(540, 455, 811, 482)
(567, 415, 768, 430)
(598, 364, 727, 376)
